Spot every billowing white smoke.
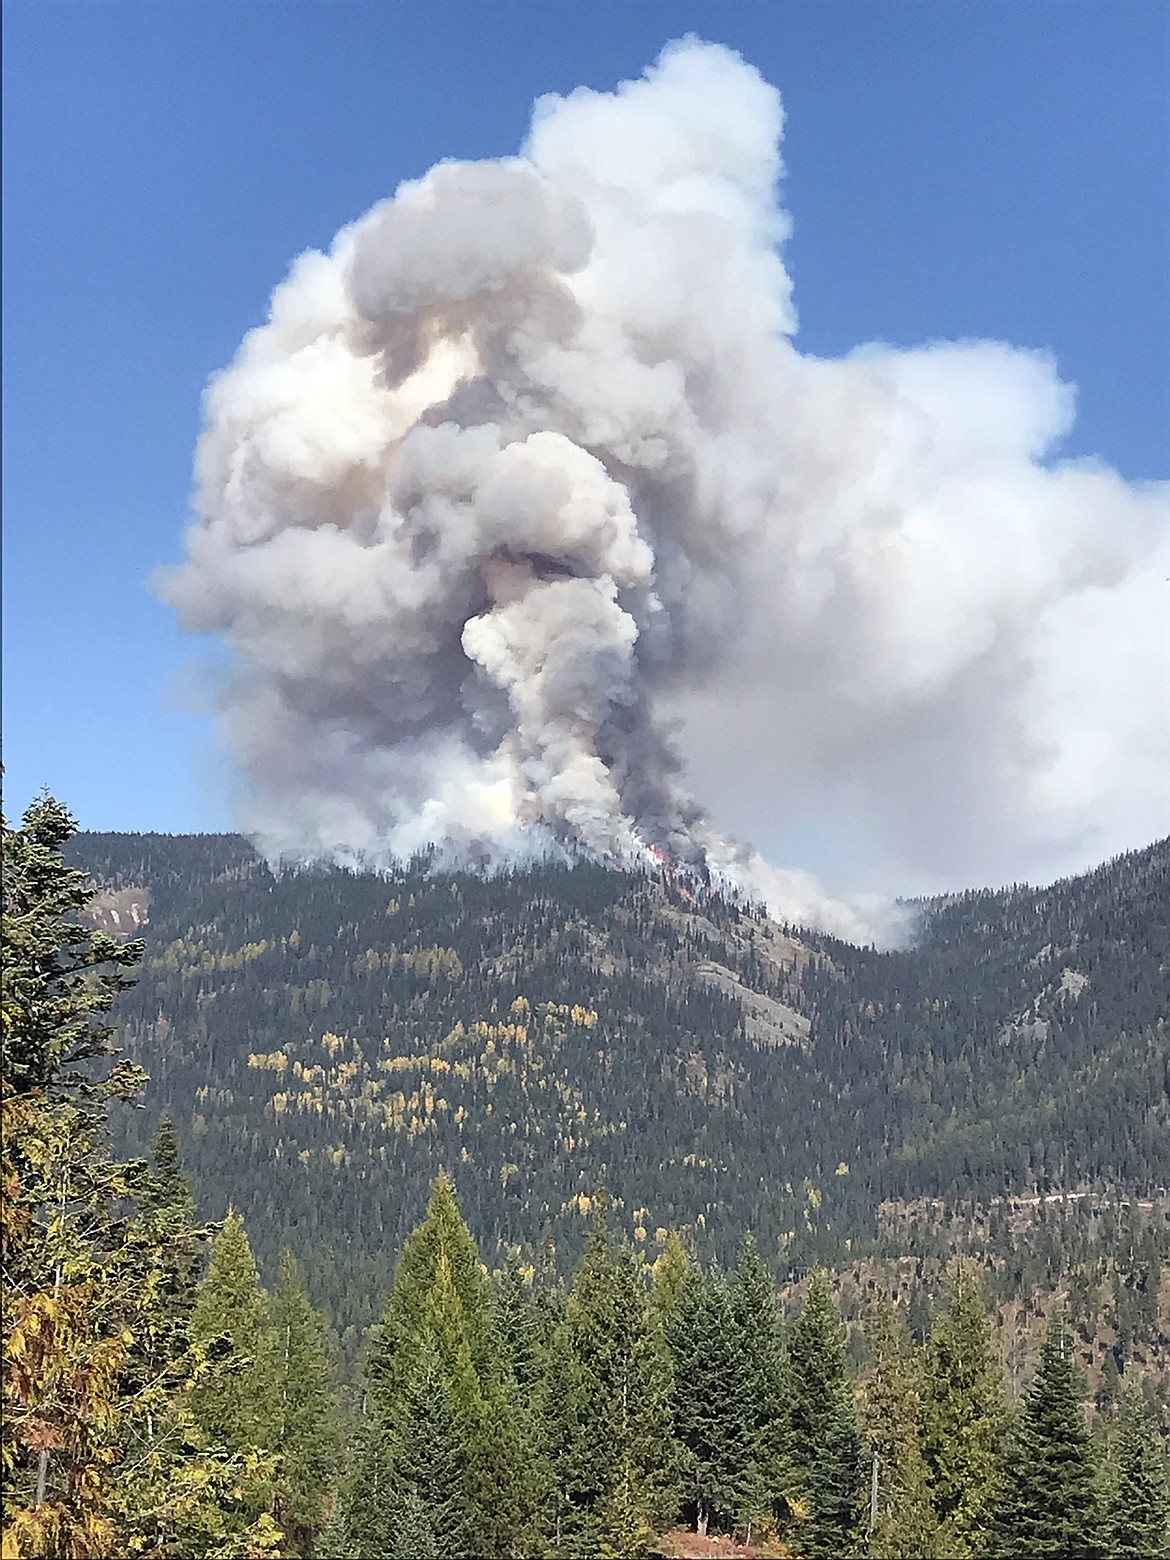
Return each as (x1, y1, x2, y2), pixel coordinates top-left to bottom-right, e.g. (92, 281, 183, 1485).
(161, 39, 1169, 944)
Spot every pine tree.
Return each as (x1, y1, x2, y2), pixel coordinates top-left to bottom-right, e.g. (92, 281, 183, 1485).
(789, 1268, 862, 1558)
(188, 1210, 279, 1455)
(802, 1400, 863, 1560)
(730, 1233, 790, 1539)
(1104, 1388, 1170, 1560)
(988, 1312, 1103, 1560)
(920, 1257, 1009, 1553)
(340, 1174, 535, 1559)
(565, 1195, 679, 1556)
(269, 1250, 341, 1557)
(670, 1265, 755, 1537)
(2, 794, 281, 1559)
(858, 1294, 943, 1558)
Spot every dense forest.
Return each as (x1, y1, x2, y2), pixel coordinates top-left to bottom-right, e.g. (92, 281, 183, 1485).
(60, 827, 1170, 1348)
(4, 797, 1169, 1557)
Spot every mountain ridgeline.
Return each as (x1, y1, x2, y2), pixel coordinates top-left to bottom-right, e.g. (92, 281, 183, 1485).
(65, 832, 1168, 1337)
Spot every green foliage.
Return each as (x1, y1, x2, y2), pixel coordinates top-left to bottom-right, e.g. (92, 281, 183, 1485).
(920, 1257, 1009, 1552)
(189, 1213, 278, 1454)
(1104, 1388, 1170, 1560)
(789, 1269, 862, 1557)
(988, 1312, 1104, 1560)
(2, 796, 281, 1559)
(336, 1174, 537, 1560)
(730, 1233, 790, 1532)
(268, 1251, 340, 1556)
(670, 1265, 756, 1536)
(3, 794, 144, 1101)
(561, 1196, 679, 1556)
(858, 1295, 943, 1558)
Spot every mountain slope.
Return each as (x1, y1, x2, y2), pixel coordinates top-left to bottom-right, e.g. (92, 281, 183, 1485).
(68, 833, 1169, 1337)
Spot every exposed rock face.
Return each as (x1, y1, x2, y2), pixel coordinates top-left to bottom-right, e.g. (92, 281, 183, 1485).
(80, 887, 151, 941)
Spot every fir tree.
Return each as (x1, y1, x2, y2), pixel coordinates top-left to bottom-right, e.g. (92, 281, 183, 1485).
(988, 1312, 1103, 1560)
(730, 1233, 790, 1539)
(565, 1196, 679, 1556)
(539, 1316, 587, 1557)
(789, 1268, 862, 1557)
(496, 1247, 541, 1395)
(920, 1257, 1009, 1553)
(650, 1230, 692, 1338)
(371, 1170, 500, 1408)
(341, 1174, 534, 1559)
(269, 1250, 341, 1557)
(1105, 1388, 1170, 1560)
(859, 1294, 943, 1559)
(670, 1265, 755, 1537)
(2, 795, 281, 1559)
(802, 1397, 863, 1560)
(188, 1209, 278, 1455)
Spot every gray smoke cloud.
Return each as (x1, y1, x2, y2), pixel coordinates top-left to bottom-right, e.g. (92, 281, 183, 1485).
(161, 39, 1170, 943)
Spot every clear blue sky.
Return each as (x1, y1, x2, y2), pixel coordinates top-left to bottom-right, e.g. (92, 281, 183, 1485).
(3, 0, 1167, 837)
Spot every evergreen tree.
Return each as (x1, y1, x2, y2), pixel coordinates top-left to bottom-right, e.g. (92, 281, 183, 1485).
(386, 1333, 473, 1557)
(920, 1257, 1009, 1553)
(1104, 1388, 1170, 1560)
(131, 1114, 203, 1394)
(496, 1248, 541, 1395)
(650, 1230, 691, 1338)
(141, 1113, 194, 1216)
(565, 1196, 679, 1556)
(789, 1268, 862, 1558)
(539, 1315, 587, 1557)
(2, 795, 280, 1558)
(988, 1312, 1103, 1560)
(858, 1294, 943, 1558)
(670, 1265, 755, 1537)
(269, 1250, 341, 1557)
(188, 1210, 279, 1454)
(2, 791, 143, 1099)
(802, 1398, 863, 1560)
(730, 1233, 790, 1538)
(340, 1174, 535, 1559)
(371, 1170, 500, 1407)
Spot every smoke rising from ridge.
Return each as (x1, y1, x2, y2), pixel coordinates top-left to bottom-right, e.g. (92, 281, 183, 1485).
(161, 39, 1170, 943)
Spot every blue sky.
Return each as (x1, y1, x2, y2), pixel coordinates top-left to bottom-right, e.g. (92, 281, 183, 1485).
(3, 0, 1168, 851)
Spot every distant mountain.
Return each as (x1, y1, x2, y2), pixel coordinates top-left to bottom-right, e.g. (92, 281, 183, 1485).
(68, 832, 1169, 1342)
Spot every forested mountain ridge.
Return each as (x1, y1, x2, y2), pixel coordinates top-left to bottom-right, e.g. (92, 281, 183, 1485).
(7, 803, 1168, 1556)
(64, 830, 1168, 1345)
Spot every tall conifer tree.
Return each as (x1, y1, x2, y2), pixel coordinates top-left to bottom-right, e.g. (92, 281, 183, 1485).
(268, 1250, 341, 1557)
(789, 1268, 862, 1558)
(565, 1196, 679, 1557)
(1104, 1388, 1170, 1560)
(920, 1257, 1009, 1553)
(188, 1210, 278, 1455)
(731, 1233, 790, 1537)
(340, 1174, 535, 1558)
(670, 1266, 755, 1537)
(859, 1295, 943, 1559)
(988, 1312, 1103, 1560)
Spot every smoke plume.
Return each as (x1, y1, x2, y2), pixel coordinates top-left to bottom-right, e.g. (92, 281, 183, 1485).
(161, 39, 1169, 943)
